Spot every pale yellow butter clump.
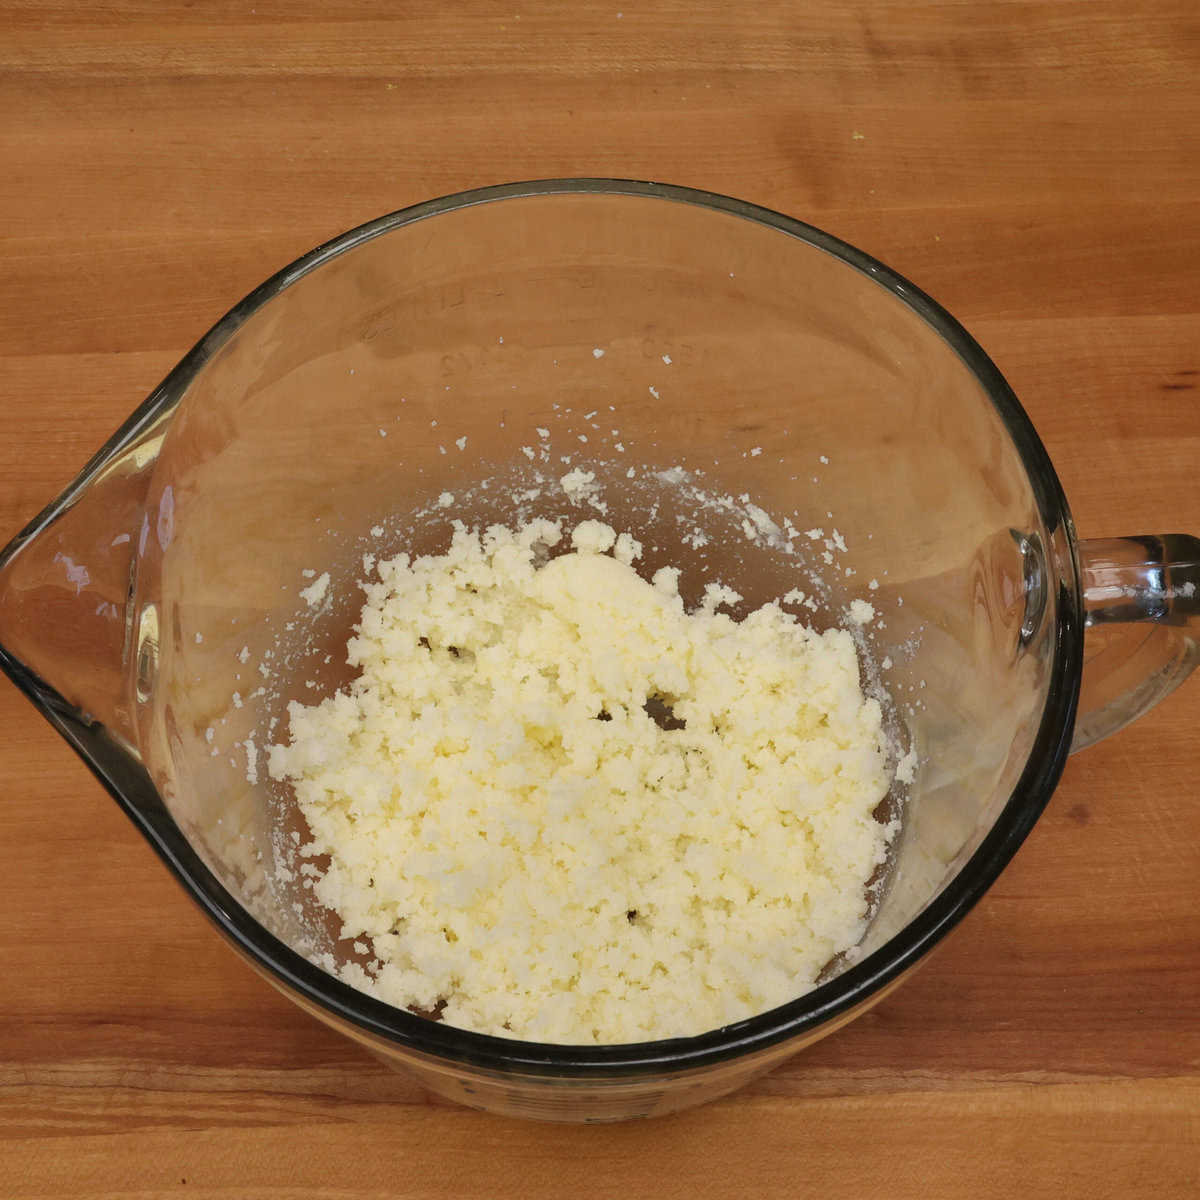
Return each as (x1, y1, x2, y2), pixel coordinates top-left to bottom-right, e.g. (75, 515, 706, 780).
(269, 518, 894, 1044)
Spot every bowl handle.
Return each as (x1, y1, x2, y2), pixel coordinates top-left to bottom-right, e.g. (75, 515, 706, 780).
(1071, 534, 1200, 751)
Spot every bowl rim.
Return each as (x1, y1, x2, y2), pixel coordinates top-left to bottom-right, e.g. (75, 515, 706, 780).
(0, 178, 1083, 1078)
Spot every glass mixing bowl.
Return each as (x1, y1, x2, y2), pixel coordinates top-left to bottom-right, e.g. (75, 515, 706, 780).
(2, 180, 1197, 1122)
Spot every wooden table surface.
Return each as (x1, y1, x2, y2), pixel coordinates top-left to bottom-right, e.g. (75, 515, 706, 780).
(2, 2, 1198, 1196)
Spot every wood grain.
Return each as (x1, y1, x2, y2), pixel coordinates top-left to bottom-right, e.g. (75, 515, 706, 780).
(1, 2, 1198, 1196)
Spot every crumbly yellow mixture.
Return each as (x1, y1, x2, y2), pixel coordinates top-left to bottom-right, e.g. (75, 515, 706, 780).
(268, 518, 894, 1043)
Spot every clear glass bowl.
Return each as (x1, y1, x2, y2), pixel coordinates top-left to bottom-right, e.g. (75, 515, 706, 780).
(2, 180, 1197, 1122)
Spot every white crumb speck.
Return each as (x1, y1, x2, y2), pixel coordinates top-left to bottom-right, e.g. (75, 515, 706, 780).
(571, 521, 618, 555)
(456, 436, 467, 451)
(652, 566, 681, 595)
(611, 531, 642, 563)
(750, 447, 762, 456)
(560, 468, 596, 501)
(300, 572, 330, 608)
(194, 632, 203, 644)
(701, 582, 743, 611)
(648, 386, 660, 399)
(662, 354, 672, 364)
(438, 492, 454, 508)
(244, 738, 259, 785)
(536, 427, 550, 438)
(848, 599, 875, 626)
(744, 504, 778, 537)
(592, 347, 605, 358)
